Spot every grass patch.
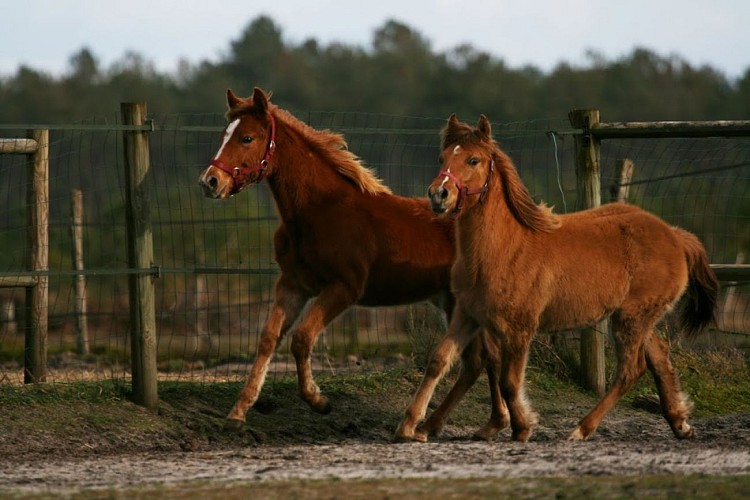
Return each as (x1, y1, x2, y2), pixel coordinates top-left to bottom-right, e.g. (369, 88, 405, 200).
(616, 346, 750, 416)
(0, 346, 747, 458)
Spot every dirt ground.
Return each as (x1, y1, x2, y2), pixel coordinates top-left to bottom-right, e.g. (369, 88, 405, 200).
(5, 417, 750, 492)
(1, 372, 749, 496)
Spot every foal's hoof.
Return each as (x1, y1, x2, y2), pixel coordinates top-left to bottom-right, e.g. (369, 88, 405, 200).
(394, 422, 428, 443)
(673, 423, 696, 440)
(413, 428, 429, 443)
(472, 425, 501, 441)
(310, 396, 332, 415)
(568, 427, 587, 441)
(511, 428, 532, 443)
(416, 420, 443, 438)
(394, 431, 428, 443)
(223, 418, 245, 432)
(472, 417, 509, 441)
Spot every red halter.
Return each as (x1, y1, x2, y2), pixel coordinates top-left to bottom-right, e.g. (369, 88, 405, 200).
(435, 159, 494, 214)
(210, 113, 277, 194)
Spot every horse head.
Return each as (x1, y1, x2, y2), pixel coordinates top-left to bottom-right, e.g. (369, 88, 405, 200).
(428, 114, 496, 216)
(198, 87, 277, 198)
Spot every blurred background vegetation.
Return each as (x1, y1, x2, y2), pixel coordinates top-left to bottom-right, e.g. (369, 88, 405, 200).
(1, 16, 749, 122)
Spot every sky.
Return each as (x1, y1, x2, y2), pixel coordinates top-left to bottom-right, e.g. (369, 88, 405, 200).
(2, 0, 749, 81)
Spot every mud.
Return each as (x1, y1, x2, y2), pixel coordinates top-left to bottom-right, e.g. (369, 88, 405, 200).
(3, 411, 749, 495)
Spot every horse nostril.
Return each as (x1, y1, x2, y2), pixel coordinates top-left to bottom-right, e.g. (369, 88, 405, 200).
(439, 187, 448, 200)
(208, 176, 218, 189)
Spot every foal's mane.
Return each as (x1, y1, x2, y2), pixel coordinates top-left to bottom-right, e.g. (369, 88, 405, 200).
(495, 149, 560, 232)
(441, 119, 560, 233)
(229, 102, 391, 196)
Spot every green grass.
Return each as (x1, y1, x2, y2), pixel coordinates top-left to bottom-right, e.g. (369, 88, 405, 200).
(620, 346, 750, 416)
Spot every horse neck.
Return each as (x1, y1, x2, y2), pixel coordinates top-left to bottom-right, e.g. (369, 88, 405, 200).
(455, 176, 526, 268)
(265, 123, 347, 221)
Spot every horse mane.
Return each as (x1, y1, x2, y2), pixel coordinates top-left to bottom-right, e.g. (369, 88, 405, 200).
(441, 120, 560, 232)
(494, 149, 560, 233)
(230, 101, 391, 195)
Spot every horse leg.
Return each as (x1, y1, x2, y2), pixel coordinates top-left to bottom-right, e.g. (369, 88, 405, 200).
(417, 333, 484, 438)
(396, 305, 479, 442)
(473, 337, 510, 440)
(289, 283, 358, 414)
(644, 331, 696, 439)
(499, 330, 538, 442)
(569, 314, 650, 441)
(225, 276, 307, 429)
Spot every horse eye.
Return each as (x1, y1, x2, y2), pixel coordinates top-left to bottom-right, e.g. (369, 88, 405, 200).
(468, 157, 480, 166)
(242, 136, 253, 144)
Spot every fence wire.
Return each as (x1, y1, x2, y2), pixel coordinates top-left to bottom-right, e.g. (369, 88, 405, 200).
(0, 113, 747, 385)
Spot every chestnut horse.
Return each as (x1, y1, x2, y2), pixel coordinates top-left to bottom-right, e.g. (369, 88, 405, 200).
(198, 88, 508, 437)
(396, 114, 719, 443)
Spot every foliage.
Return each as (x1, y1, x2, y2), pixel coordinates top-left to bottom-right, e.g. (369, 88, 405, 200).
(1, 16, 748, 122)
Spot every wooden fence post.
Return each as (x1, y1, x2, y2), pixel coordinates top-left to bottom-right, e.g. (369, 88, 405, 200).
(569, 110, 606, 395)
(610, 159, 635, 203)
(24, 129, 49, 384)
(70, 189, 90, 355)
(121, 103, 158, 409)
(1, 300, 16, 336)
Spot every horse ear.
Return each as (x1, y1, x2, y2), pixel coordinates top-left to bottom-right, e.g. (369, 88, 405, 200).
(477, 114, 492, 139)
(252, 87, 270, 114)
(226, 89, 242, 109)
(441, 113, 463, 150)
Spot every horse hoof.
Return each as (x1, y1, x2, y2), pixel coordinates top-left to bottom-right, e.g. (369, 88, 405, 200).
(413, 429, 429, 443)
(417, 420, 442, 437)
(674, 423, 695, 439)
(394, 421, 428, 443)
(472, 427, 499, 441)
(311, 397, 332, 415)
(224, 418, 245, 432)
(394, 431, 428, 443)
(568, 427, 586, 441)
(512, 429, 532, 443)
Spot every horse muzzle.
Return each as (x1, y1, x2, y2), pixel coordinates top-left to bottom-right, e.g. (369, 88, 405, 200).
(198, 166, 234, 199)
(428, 185, 451, 215)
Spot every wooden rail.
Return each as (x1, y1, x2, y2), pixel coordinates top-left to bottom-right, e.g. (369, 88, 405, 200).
(0, 138, 38, 154)
(0, 276, 37, 287)
(711, 264, 750, 283)
(590, 121, 750, 139)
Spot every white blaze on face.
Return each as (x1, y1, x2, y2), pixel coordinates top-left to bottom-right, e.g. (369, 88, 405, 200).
(214, 118, 240, 160)
(440, 145, 461, 187)
(440, 168, 451, 189)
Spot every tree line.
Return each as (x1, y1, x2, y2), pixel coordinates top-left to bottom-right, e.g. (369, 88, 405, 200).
(1, 16, 748, 123)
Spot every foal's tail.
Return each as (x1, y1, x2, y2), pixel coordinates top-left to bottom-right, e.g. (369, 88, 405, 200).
(675, 227, 719, 339)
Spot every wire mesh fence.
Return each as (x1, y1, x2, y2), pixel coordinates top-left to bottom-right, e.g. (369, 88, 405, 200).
(597, 135, 750, 339)
(0, 110, 747, 385)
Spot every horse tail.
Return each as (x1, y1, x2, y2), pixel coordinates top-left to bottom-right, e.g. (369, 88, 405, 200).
(674, 227, 719, 339)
